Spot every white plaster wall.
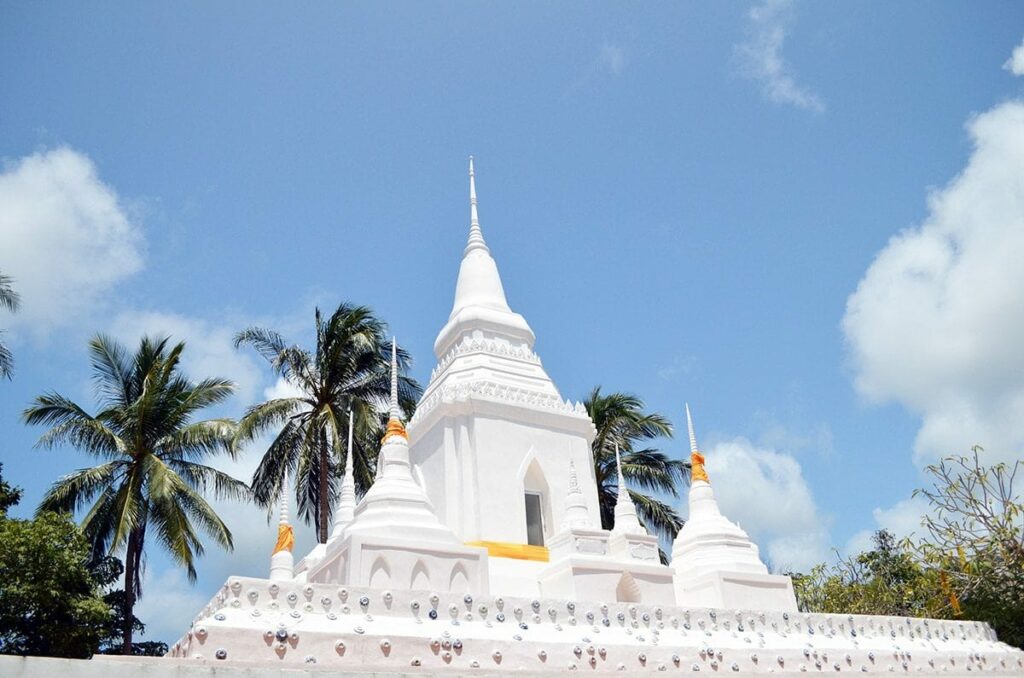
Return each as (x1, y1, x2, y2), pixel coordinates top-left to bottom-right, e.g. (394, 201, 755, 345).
(0, 655, 413, 677)
(2, 653, 1016, 678)
(410, 409, 598, 545)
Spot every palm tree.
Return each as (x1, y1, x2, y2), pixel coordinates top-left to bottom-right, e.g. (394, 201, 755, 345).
(0, 272, 21, 379)
(585, 386, 688, 543)
(23, 335, 247, 654)
(234, 303, 421, 544)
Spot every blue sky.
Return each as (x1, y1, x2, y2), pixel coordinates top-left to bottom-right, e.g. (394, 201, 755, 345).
(2, 2, 1024, 643)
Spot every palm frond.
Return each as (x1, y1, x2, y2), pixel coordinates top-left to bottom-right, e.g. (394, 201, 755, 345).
(0, 272, 21, 312)
(37, 462, 123, 515)
(166, 459, 251, 502)
(629, 490, 685, 542)
(158, 418, 238, 460)
(0, 333, 13, 380)
(235, 397, 305, 446)
(88, 334, 135, 407)
(249, 418, 307, 507)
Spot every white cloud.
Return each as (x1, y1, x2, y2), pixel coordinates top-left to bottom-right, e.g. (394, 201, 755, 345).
(0, 147, 143, 337)
(262, 375, 307, 402)
(110, 310, 265, 405)
(735, 0, 825, 113)
(843, 100, 1024, 466)
(1004, 36, 1024, 76)
(843, 496, 930, 556)
(133, 567, 209, 644)
(600, 43, 627, 76)
(701, 437, 831, 571)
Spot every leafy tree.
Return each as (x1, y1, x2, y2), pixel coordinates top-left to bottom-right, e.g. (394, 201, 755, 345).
(23, 334, 248, 654)
(0, 272, 20, 380)
(0, 463, 23, 515)
(584, 386, 687, 543)
(792, 449, 1024, 649)
(0, 510, 111, 657)
(791, 530, 944, 617)
(235, 304, 420, 543)
(0, 467, 106, 657)
(914, 447, 1024, 648)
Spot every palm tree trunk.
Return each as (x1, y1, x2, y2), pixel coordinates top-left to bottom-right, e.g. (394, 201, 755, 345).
(121, 526, 143, 655)
(319, 431, 329, 543)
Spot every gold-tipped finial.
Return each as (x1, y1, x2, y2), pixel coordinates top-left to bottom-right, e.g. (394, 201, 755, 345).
(686, 403, 710, 484)
(381, 337, 408, 443)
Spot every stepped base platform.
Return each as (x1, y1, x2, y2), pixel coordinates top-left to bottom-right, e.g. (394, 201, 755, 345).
(162, 576, 1024, 674)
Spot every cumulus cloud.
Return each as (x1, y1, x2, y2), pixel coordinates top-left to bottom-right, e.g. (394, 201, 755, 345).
(1004, 35, 1024, 76)
(843, 100, 1024, 465)
(843, 496, 930, 556)
(110, 310, 265, 405)
(701, 437, 830, 571)
(735, 0, 825, 113)
(0, 147, 143, 336)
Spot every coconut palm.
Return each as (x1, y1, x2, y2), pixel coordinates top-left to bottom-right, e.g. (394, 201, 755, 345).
(586, 386, 688, 543)
(234, 303, 421, 543)
(23, 334, 247, 654)
(0, 272, 21, 379)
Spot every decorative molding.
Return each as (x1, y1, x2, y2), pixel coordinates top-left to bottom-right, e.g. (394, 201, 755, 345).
(411, 378, 589, 426)
(429, 336, 542, 383)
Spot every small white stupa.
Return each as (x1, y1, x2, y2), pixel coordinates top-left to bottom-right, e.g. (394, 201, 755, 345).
(305, 339, 489, 592)
(268, 474, 294, 582)
(330, 409, 357, 539)
(608, 443, 659, 562)
(671, 404, 797, 611)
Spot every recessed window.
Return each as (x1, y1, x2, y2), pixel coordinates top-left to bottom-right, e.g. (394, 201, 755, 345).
(524, 492, 545, 546)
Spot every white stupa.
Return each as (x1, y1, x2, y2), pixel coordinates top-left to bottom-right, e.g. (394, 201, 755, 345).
(164, 160, 1024, 675)
(671, 405, 797, 611)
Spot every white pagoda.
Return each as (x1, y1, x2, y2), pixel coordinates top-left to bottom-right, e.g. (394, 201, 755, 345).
(165, 160, 1024, 675)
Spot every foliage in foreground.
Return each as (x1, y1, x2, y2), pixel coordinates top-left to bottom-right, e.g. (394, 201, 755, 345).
(792, 448, 1024, 649)
(0, 465, 165, 657)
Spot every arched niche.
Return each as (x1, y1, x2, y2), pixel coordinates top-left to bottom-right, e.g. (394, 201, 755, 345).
(410, 560, 430, 591)
(616, 571, 642, 603)
(517, 450, 553, 546)
(369, 556, 391, 589)
(449, 562, 469, 593)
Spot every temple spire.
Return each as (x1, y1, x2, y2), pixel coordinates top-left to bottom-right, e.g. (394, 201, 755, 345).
(686, 403, 710, 484)
(466, 156, 488, 253)
(611, 443, 646, 535)
(434, 156, 536, 357)
(382, 338, 407, 442)
(269, 474, 295, 580)
(390, 338, 400, 420)
(331, 408, 357, 539)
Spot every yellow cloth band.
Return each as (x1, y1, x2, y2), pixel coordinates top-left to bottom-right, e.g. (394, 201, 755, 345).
(466, 540, 549, 562)
(272, 524, 294, 554)
(381, 417, 408, 443)
(691, 451, 710, 483)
